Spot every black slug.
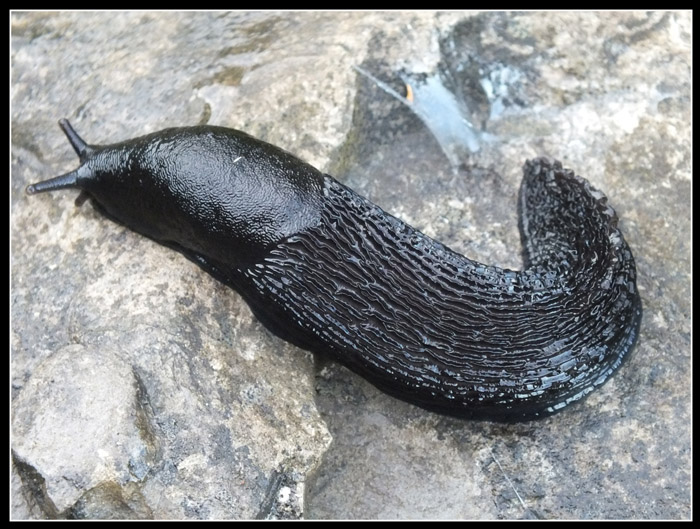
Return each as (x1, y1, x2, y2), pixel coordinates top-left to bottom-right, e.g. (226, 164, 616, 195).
(26, 119, 642, 421)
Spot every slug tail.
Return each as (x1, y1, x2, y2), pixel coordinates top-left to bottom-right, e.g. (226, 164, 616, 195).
(25, 169, 82, 195)
(58, 118, 93, 161)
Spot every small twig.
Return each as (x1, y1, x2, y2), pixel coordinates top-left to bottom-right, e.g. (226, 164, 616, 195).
(352, 65, 409, 104)
(489, 448, 527, 511)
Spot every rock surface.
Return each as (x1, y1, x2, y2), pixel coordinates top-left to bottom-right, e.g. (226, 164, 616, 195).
(12, 11, 690, 520)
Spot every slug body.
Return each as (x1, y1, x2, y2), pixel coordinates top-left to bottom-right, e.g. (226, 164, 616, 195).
(27, 119, 642, 421)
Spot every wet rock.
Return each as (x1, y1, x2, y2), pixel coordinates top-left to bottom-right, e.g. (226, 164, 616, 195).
(12, 345, 155, 516)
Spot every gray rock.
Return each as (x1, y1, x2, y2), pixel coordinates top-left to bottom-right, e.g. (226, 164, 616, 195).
(11, 11, 690, 520)
(12, 345, 154, 516)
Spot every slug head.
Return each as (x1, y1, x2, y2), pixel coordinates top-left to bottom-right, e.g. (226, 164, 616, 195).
(27, 119, 326, 267)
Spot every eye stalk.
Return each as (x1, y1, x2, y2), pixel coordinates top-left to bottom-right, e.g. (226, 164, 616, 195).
(25, 119, 93, 196)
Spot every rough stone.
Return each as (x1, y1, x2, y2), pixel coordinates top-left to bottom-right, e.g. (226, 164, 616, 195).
(12, 11, 690, 520)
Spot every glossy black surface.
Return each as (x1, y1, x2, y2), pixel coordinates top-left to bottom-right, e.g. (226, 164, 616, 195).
(27, 120, 642, 421)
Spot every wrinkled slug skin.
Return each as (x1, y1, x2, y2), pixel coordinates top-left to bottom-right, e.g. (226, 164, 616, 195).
(27, 120, 642, 421)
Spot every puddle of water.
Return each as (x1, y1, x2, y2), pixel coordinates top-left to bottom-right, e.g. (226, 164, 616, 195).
(354, 65, 483, 170)
(354, 61, 523, 172)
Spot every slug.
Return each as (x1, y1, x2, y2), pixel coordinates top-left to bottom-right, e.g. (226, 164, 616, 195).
(26, 119, 642, 421)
